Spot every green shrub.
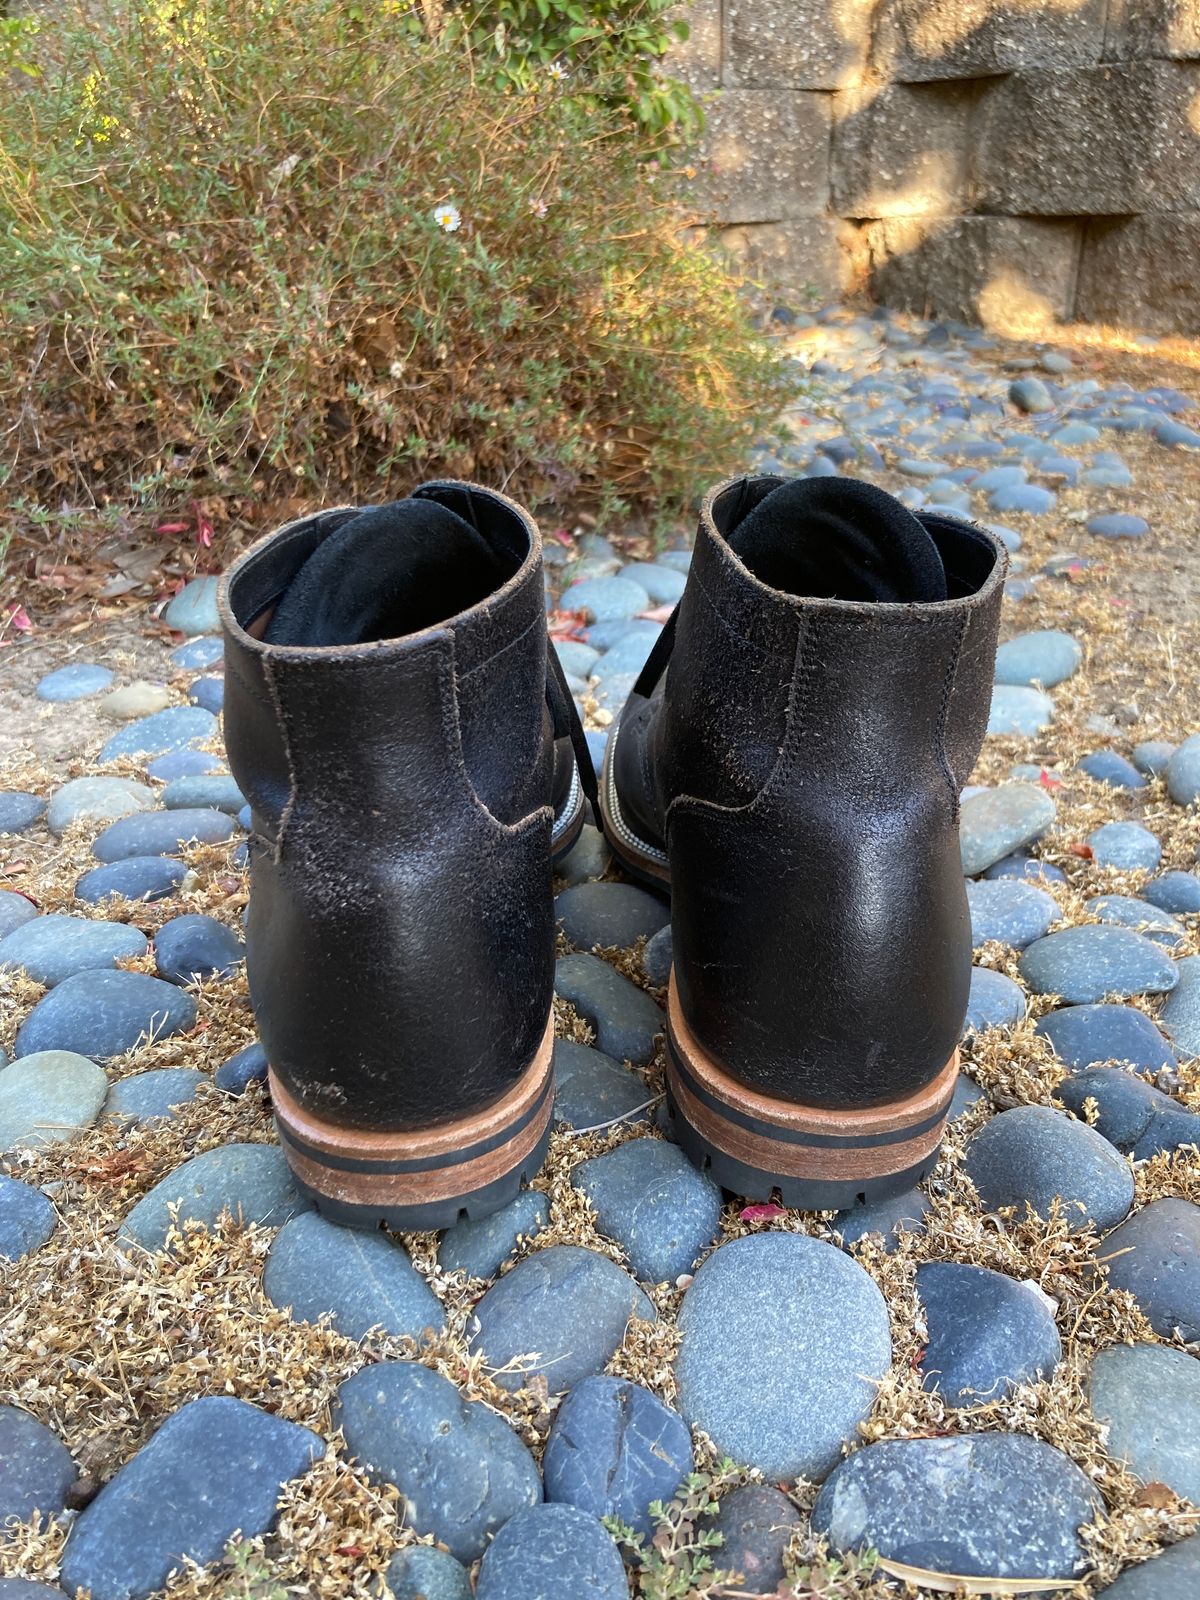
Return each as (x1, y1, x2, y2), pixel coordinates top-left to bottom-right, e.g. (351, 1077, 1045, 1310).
(0, 0, 787, 546)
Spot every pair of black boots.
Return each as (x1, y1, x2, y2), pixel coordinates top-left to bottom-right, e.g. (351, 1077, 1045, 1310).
(219, 476, 1006, 1232)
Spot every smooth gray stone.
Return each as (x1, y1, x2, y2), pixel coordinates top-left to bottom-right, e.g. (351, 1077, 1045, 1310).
(1018, 926, 1179, 1004)
(36, 662, 115, 702)
(963, 967, 1026, 1034)
(1103, 1200, 1200, 1341)
(147, 749, 225, 782)
(1036, 1004, 1176, 1073)
(950, 1073, 986, 1119)
(263, 1211, 442, 1340)
(619, 562, 686, 604)
(556, 883, 669, 951)
(1096, 1536, 1200, 1598)
(0, 1406, 75, 1525)
(162, 576, 221, 634)
(966, 879, 1057, 948)
(334, 1362, 539, 1563)
(1160, 955, 1200, 1057)
(0, 792, 46, 834)
(988, 684, 1055, 736)
(92, 807, 234, 862)
(169, 634, 224, 670)
(46, 776, 157, 837)
(59, 1397, 322, 1600)
(98, 705, 217, 762)
(965, 1104, 1134, 1232)
(160, 775, 245, 815)
(917, 1262, 1061, 1407)
(1086, 894, 1185, 949)
(707, 1484, 802, 1596)
(1088, 1343, 1200, 1504)
(833, 1187, 930, 1250)
(0, 1174, 56, 1259)
(15, 969, 197, 1060)
(0, 1580, 69, 1597)
(1056, 1067, 1178, 1153)
(960, 784, 1056, 875)
(214, 1039, 268, 1095)
(552, 1039, 654, 1132)
(812, 1433, 1099, 1580)
(1167, 733, 1200, 806)
(0, 890, 37, 941)
(1143, 871, 1200, 914)
(121, 1144, 308, 1253)
(468, 1244, 654, 1395)
(543, 1375, 692, 1541)
(475, 1504, 628, 1600)
(641, 923, 672, 987)
(382, 1547, 472, 1600)
(0, 914, 148, 987)
(154, 913, 243, 984)
(1088, 822, 1161, 871)
(75, 857, 188, 906)
(993, 630, 1081, 688)
(555, 824, 610, 888)
(1078, 751, 1148, 790)
(0, 1051, 109, 1153)
(1133, 740, 1175, 776)
(561, 576, 649, 623)
(675, 1233, 891, 1481)
(554, 953, 663, 1066)
(104, 1068, 206, 1126)
(573, 1137, 722, 1283)
(1133, 1105, 1200, 1160)
(438, 1190, 549, 1280)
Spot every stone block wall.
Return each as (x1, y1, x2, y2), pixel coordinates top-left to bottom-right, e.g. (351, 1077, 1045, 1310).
(671, 0, 1200, 332)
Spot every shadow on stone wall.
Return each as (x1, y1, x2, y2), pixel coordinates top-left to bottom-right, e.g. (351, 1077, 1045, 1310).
(676, 0, 1200, 332)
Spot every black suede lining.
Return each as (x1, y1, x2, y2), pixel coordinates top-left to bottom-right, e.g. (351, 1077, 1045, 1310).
(725, 476, 948, 605)
(263, 499, 523, 647)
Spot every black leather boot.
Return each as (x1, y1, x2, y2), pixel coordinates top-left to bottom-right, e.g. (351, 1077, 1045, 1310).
(599, 476, 1006, 1208)
(220, 482, 591, 1229)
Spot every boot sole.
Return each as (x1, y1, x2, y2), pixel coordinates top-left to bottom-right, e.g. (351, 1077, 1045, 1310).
(598, 717, 672, 889)
(665, 974, 958, 1210)
(269, 1015, 555, 1231)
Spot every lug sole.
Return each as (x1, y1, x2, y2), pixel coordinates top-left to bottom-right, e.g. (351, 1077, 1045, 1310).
(597, 717, 672, 889)
(269, 1015, 555, 1232)
(665, 973, 958, 1210)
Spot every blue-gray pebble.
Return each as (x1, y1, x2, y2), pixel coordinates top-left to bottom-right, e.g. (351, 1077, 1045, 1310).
(154, 913, 243, 984)
(36, 662, 115, 702)
(120, 1143, 307, 1252)
(917, 1262, 1061, 1407)
(552, 1040, 654, 1132)
(60, 1396, 321, 1600)
(573, 1137, 721, 1283)
(1037, 1004, 1176, 1073)
(0, 1174, 56, 1259)
(334, 1361, 539, 1562)
(554, 954, 663, 1066)
(556, 883, 669, 950)
(468, 1244, 654, 1395)
(438, 1189, 549, 1279)
(813, 1433, 1099, 1582)
(76, 856, 187, 906)
(1102, 1199, 1200, 1341)
(1088, 1343, 1200, 1505)
(965, 1104, 1134, 1231)
(475, 1504, 628, 1600)
(15, 968, 197, 1060)
(963, 967, 1026, 1034)
(0, 1406, 75, 1525)
(0, 914, 148, 987)
(92, 807, 233, 863)
(966, 879, 1057, 948)
(674, 1232, 891, 1481)
(98, 705, 217, 762)
(543, 1375, 692, 1540)
(1018, 926, 1178, 1004)
(263, 1210, 443, 1340)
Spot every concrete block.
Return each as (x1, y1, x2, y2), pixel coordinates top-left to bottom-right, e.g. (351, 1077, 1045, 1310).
(1076, 214, 1200, 332)
(867, 216, 1081, 333)
(1106, 0, 1200, 61)
(715, 218, 855, 298)
(664, 0, 722, 90)
(724, 0, 874, 89)
(975, 62, 1200, 214)
(697, 89, 832, 223)
(873, 0, 1109, 82)
(832, 80, 977, 216)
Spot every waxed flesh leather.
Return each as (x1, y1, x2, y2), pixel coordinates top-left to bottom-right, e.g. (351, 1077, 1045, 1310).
(220, 483, 562, 1132)
(611, 475, 1006, 1110)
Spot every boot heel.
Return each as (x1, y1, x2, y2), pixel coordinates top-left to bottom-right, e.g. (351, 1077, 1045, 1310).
(269, 1017, 556, 1232)
(664, 975, 957, 1211)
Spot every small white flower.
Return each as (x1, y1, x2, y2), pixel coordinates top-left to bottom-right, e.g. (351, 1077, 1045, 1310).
(547, 60, 568, 81)
(529, 197, 548, 218)
(388, 360, 405, 379)
(433, 203, 461, 233)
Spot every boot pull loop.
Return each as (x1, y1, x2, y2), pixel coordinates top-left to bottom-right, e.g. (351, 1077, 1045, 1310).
(632, 605, 679, 700)
(546, 640, 604, 836)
